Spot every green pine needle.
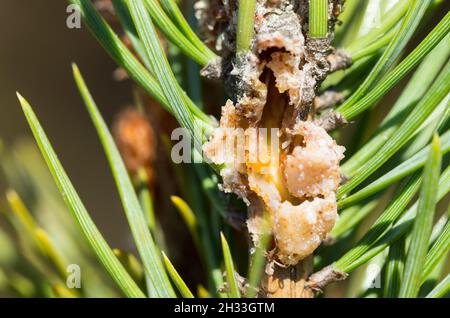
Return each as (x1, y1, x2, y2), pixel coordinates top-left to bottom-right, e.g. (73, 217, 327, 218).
(142, 0, 216, 65)
(345, 0, 410, 53)
(339, 130, 450, 208)
(162, 252, 194, 298)
(342, 33, 450, 174)
(159, 0, 216, 58)
(332, 165, 450, 274)
(220, 232, 241, 298)
(309, 0, 329, 38)
(338, 0, 432, 113)
(68, 0, 213, 127)
(339, 12, 450, 119)
(72, 64, 175, 298)
(426, 274, 450, 298)
(383, 238, 405, 298)
(421, 217, 450, 283)
(336, 172, 423, 271)
(126, 0, 202, 147)
(17, 93, 145, 298)
(338, 61, 450, 199)
(236, 0, 257, 52)
(400, 134, 442, 297)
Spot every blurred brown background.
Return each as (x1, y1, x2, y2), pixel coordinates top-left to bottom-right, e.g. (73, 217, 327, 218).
(0, 1, 134, 249)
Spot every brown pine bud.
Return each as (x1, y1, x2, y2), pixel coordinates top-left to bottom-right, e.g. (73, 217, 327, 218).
(94, 0, 116, 23)
(113, 108, 156, 179)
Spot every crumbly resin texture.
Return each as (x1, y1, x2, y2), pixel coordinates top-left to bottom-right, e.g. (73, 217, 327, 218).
(201, 0, 345, 266)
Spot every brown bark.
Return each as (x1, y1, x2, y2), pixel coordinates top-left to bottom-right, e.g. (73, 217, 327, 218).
(261, 256, 314, 298)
